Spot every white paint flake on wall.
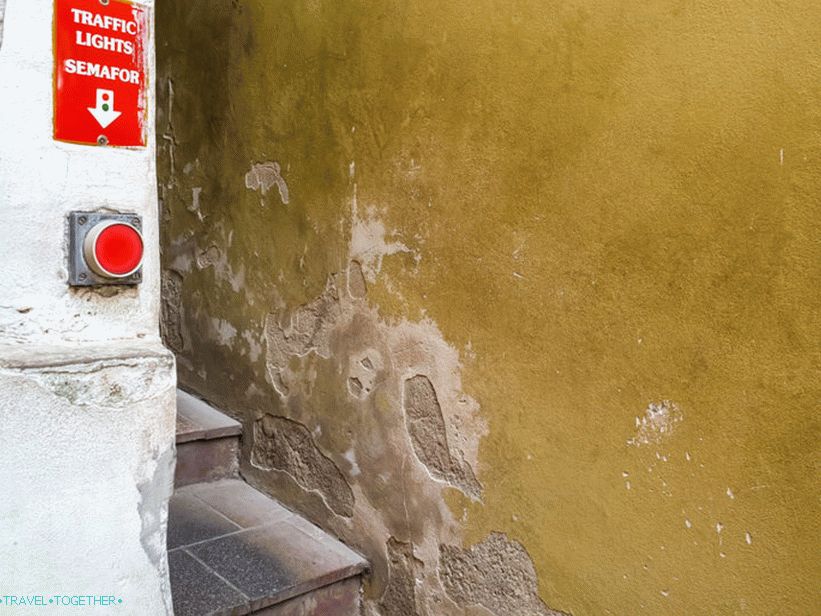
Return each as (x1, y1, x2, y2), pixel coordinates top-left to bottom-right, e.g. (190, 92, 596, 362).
(245, 161, 289, 204)
(349, 183, 418, 283)
(628, 400, 683, 447)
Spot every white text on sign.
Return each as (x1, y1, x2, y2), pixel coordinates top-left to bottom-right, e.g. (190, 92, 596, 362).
(62, 8, 141, 86)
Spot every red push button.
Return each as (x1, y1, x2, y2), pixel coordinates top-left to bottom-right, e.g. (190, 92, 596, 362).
(83, 221, 144, 278)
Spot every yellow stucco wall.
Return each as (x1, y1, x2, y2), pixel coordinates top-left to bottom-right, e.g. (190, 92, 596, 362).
(157, 2, 820, 614)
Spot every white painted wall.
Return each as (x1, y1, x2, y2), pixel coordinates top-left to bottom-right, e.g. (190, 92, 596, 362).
(0, 0, 159, 343)
(0, 1, 175, 613)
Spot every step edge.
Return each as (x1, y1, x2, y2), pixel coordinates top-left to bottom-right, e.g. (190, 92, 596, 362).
(176, 427, 242, 444)
(229, 564, 367, 616)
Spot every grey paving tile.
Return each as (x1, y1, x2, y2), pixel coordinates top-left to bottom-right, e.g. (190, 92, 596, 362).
(281, 513, 327, 541)
(286, 514, 367, 566)
(168, 550, 248, 616)
(187, 521, 366, 605)
(188, 479, 293, 528)
(167, 491, 241, 550)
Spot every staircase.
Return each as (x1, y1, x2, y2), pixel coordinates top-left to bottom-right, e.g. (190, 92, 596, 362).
(168, 390, 368, 616)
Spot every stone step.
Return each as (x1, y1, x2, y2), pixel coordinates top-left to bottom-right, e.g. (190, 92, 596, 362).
(168, 479, 367, 616)
(175, 389, 242, 487)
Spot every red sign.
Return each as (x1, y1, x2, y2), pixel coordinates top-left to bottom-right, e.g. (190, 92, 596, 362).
(54, 0, 148, 147)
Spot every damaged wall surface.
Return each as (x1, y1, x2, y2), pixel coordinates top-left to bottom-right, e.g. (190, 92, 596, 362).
(156, 1, 820, 615)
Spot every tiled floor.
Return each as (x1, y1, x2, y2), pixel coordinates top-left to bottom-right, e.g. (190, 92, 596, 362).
(168, 479, 367, 616)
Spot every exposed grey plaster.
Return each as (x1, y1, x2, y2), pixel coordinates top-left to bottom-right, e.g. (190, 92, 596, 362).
(264, 276, 344, 397)
(347, 260, 368, 299)
(160, 270, 184, 353)
(379, 538, 424, 616)
(439, 533, 570, 616)
(251, 414, 355, 517)
(347, 350, 383, 400)
(246, 270, 488, 615)
(195, 245, 221, 270)
(404, 375, 482, 499)
(266, 277, 343, 362)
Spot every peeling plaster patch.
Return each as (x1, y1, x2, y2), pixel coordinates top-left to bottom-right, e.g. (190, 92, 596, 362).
(167, 234, 195, 274)
(267, 363, 291, 398)
(251, 415, 354, 517)
(159, 77, 177, 188)
(343, 448, 361, 478)
(196, 245, 220, 270)
(404, 375, 482, 499)
(347, 350, 382, 400)
(628, 400, 683, 447)
(348, 376, 364, 397)
(347, 260, 368, 299)
(262, 275, 486, 486)
(242, 330, 263, 362)
(191, 232, 245, 293)
(210, 318, 237, 346)
(245, 161, 289, 205)
(439, 533, 569, 616)
(350, 195, 416, 283)
(188, 187, 203, 221)
(264, 278, 343, 397)
(160, 270, 184, 353)
(379, 538, 424, 616)
(258, 271, 487, 611)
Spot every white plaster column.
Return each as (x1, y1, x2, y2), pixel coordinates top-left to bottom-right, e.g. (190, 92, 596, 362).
(0, 0, 175, 613)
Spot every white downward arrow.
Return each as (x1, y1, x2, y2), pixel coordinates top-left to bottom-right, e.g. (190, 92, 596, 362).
(88, 89, 122, 129)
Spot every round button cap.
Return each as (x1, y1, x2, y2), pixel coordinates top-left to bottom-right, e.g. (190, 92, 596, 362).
(83, 221, 144, 278)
